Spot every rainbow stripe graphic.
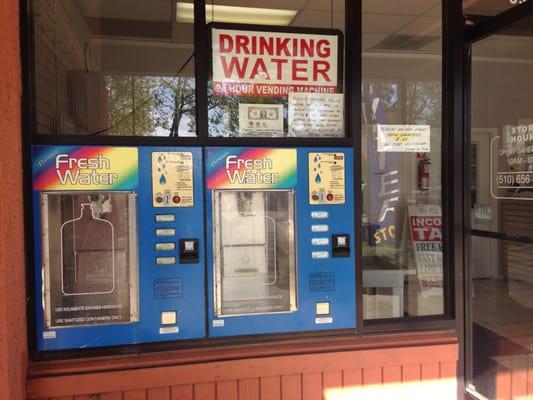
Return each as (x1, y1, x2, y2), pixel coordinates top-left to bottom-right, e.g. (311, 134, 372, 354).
(32, 146, 138, 191)
(206, 148, 297, 189)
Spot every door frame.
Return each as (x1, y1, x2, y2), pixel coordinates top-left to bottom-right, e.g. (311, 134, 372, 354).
(462, 2, 533, 399)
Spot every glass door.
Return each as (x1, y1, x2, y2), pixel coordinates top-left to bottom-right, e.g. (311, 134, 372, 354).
(466, 8, 533, 400)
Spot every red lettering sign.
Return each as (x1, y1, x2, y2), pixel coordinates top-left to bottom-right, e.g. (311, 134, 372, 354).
(212, 28, 339, 97)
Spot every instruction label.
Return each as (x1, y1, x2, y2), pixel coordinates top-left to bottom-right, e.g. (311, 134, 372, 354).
(308, 152, 346, 205)
(152, 152, 194, 207)
(377, 124, 431, 152)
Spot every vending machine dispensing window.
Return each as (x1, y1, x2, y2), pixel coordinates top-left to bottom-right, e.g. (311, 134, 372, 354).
(41, 192, 138, 328)
(213, 190, 297, 317)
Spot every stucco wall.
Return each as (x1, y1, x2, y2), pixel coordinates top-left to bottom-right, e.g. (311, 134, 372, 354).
(0, 0, 27, 399)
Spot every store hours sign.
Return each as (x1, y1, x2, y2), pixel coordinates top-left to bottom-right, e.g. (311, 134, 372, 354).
(211, 26, 340, 97)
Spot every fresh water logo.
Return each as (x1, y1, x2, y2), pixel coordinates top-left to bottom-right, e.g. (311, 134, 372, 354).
(225, 155, 280, 184)
(55, 154, 118, 185)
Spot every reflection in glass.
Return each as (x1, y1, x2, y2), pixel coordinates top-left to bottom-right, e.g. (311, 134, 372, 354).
(32, 0, 196, 136)
(362, 0, 444, 320)
(468, 20, 533, 400)
(213, 190, 296, 316)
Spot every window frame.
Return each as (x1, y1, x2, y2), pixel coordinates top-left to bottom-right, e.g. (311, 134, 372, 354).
(21, 0, 457, 361)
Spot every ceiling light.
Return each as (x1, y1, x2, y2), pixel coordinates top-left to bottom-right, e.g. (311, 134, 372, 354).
(176, 3, 297, 26)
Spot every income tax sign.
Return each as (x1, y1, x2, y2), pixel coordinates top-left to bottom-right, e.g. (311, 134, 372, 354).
(211, 27, 340, 97)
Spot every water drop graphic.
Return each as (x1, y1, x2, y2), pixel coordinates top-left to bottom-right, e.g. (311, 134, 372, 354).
(159, 174, 167, 185)
(314, 157, 318, 162)
(158, 156, 163, 163)
(315, 174, 322, 184)
(318, 164, 321, 169)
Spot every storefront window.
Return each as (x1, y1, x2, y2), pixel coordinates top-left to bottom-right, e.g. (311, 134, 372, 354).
(206, 0, 346, 138)
(32, 0, 196, 136)
(464, 0, 526, 17)
(362, 0, 444, 320)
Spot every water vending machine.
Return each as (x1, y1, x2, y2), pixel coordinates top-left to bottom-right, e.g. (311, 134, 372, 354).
(31, 23, 357, 353)
(205, 147, 356, 337)
(32, 146, 205, 351)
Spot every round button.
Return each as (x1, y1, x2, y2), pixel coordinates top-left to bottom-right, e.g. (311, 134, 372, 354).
(312, 194, 319, 201)
(156, 196, 163, 204)
(172, 195, 181, 204)
(327, 193, 334, 201)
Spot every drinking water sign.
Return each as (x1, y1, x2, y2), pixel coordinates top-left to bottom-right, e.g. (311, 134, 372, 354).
(210, 25, 341, 97)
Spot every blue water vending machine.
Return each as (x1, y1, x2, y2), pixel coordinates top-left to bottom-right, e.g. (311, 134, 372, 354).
(205, 147, 356, 337)
(31, 145, 206, 351)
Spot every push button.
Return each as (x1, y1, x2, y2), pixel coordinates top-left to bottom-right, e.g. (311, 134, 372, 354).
(312, 251, 329, 259)
(156, 228, 175, 237)
(156, 256, 176, 265)
(312, 238, 329, 246)
(311, 224, 329, 233)
(161, 311, 177, 326)
(316, 302, 330, 315)
(155, 214, 175, 222)
(332, 234, 350, 258)
(156, 242, 175, 251)
(179, 239, 199, 264)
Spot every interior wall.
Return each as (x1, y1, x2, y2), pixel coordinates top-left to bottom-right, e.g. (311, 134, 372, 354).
(0, 0, 27, 399)
(472, 60, 533, 130)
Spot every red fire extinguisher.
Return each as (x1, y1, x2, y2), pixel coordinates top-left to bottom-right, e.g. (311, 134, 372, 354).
(417, 153, 431, 191)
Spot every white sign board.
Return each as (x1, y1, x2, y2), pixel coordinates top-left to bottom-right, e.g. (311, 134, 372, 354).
(377, 124, 431, 152)
(211, 28, 339, 97)
(288, 93, 344, 137)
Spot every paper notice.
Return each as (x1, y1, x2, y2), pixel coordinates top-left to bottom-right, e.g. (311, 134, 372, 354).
(377, 124, 431, 152)
(238, 104, 284, 137)
(288, 93, 344, 137)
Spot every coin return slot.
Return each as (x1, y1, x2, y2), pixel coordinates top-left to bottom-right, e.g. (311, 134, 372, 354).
(179, 239, 199, 264)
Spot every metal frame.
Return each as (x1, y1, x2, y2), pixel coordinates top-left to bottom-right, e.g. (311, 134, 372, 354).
(461, 2, 533, 399)
(20, 0, 461, 360)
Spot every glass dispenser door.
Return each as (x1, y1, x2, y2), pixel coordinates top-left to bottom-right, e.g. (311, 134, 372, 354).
(213, 190, 296, 317)
(41, 192, 138, 328)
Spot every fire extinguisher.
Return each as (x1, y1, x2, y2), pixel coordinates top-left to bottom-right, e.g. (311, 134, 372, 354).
(418, 154, 431, 191)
